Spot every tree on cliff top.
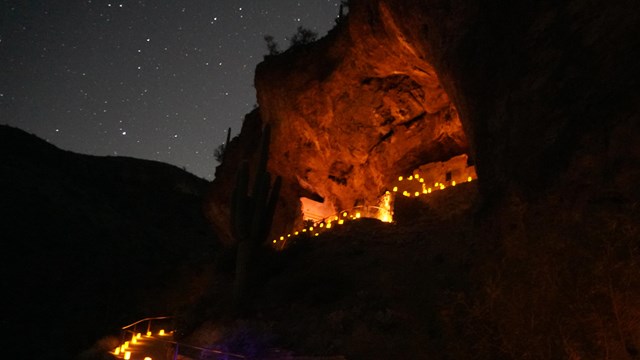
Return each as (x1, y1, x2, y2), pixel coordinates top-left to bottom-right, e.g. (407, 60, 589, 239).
(289, 26, 317, 48)
(263, 26, 318, 58)
(264, 35, 280, 56)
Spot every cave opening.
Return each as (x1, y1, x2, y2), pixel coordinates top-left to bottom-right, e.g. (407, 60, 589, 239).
(290, 153, 477, 243)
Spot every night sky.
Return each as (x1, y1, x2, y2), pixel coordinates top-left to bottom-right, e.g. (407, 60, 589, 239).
(0, 1, 343, 180)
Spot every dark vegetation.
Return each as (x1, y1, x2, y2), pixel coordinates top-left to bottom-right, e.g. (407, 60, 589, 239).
(0, 125, 218, 360)
(214, 127, 232, 164)
(263, 26, 319, 57)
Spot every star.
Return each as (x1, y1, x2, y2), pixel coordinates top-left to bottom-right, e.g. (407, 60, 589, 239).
(1, 1, 345, 180)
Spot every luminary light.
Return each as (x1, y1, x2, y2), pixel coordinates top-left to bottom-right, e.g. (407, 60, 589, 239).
(408, 175, 413, 180)
(355, 212, 361, 218)
(137, 333, 142, 339)
(121, 345, 126, 352)
(338, 219, 344, 225)
(392, 186, 398, 192)
(146, 331, 152, 337)
(302, 228, 307, 232)
(159, 329, 165, 336)
(440, 184, 445, 190)
(319, 223, 324, 228)
(419, 178, 424, 183)
(272, 240, 276, 244)
(294, 231, 299, 235)
(414, 173, 420, 178)
(131, 337, 137, 344)
(452, 181, 456, 186)
(124, 351, 131, 360)
(114, 347, 120, 355)
(309, 226, 314, 231)
(468, 176, 472, 182)
(398, 176, 403, 181)
(315, 233, 319, 236)
(280, 236, 284, 240)
(342, 211, 347, 217)
(326, 223, 332, 229)
(144, 357, 152, 360)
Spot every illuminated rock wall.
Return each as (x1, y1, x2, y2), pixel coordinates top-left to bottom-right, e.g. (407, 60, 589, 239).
(205, 0, 640, 244)
(250, 2, 471, 239)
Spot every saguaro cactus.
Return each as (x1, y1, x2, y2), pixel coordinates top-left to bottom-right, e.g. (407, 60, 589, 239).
(231, 124, 281, 310)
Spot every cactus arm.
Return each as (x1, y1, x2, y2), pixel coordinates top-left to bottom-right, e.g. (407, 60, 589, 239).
(263, 175, 282, 239)
(231, 160, 251, 241)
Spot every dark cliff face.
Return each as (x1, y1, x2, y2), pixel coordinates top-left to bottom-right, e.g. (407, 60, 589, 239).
(0, 125, 216, 360)
(386, 0, 640, 198)
(205, 0, 640, 244)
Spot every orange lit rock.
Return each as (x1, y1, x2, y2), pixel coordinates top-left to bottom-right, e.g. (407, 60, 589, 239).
(205, 1, 469, 244)
(205, 0, 640, 245)
(255, 7, 468, 222)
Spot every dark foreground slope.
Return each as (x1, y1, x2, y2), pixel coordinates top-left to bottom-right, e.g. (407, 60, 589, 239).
(181, 183, 480, 359)
(0, 125, 217, 360)
(183, 175, 639, 359)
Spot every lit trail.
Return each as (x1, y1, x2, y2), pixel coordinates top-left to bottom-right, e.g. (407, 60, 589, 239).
(272, 171, 477, 249)
(110, 317, 245, 360)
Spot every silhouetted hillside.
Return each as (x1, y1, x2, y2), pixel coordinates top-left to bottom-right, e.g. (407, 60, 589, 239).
(0, 124, 218, 360)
